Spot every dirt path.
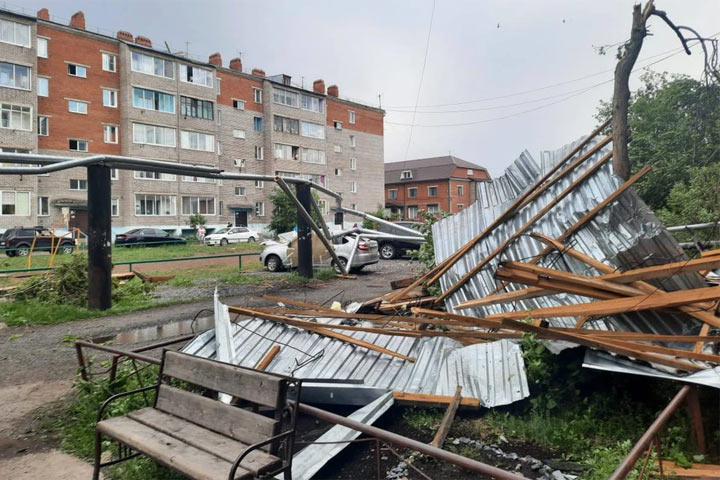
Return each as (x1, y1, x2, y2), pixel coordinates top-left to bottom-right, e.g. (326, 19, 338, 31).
(0, 260, 420, 476)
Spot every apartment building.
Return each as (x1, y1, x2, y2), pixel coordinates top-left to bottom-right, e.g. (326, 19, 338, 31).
(0, 8, 385, 234)
(384, 156, 490, 220)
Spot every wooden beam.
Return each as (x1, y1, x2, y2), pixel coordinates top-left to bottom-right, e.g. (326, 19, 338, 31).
(455, 286, 550, 309)
(392, 391, 481, 408)
(430, 386, 463, 448)
(411, 307, 505, 329)
(254, 345, 281, 371)
(598, 338, 720, 364)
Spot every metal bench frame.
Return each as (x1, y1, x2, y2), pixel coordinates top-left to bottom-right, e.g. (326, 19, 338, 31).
(92, 350, 301, 480)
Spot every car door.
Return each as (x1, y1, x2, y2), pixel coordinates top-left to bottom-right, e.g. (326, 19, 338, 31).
(233, 227, 249, 242)
(153, 229, 171, 245)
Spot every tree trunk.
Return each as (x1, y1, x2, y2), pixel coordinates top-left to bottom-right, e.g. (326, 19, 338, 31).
(612, 1, 655, 180)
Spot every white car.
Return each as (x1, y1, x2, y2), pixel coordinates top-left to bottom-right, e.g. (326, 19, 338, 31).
(204, 227, 259, 246)
(260, 234, 379, 273)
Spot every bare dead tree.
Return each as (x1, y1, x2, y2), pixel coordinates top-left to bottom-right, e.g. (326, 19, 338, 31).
(611, 0, 719, 179)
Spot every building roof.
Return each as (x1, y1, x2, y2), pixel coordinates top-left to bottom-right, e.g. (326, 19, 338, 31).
(384, 156, 488, 184)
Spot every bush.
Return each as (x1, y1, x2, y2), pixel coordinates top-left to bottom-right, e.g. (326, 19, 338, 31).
(268, 187, 324, 235)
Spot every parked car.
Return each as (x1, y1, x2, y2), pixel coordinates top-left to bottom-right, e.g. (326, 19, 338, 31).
(260, 233, 379, 273)
(376, 221, 424, 260)
(115, 228, 186, 247)
(1, 227, 75, 257)
(204, 226, 259, 246)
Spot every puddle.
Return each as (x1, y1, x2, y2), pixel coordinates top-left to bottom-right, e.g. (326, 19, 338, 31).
(92, 316, 214, 345)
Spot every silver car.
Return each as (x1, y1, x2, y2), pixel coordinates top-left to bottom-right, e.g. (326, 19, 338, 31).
(260, 234, 379, 273)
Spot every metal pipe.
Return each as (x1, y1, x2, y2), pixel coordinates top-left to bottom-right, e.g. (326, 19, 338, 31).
(335, 206, 423, 238)
(346, 234, 362, 270)
(295, 401, 527, 480)
(609, 385, 691, 480)
(667, 222, 720, 232)
(309, 194, 332, 239)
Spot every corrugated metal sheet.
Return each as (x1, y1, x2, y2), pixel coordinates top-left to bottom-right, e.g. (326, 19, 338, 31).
(182, 315, 529, 408)
(432, 139, 704, 338)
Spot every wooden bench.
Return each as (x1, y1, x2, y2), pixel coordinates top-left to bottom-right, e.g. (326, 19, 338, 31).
(93, 350, 301, 480)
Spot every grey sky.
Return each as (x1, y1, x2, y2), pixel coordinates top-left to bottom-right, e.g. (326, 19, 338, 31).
(16, 0, 720, 176)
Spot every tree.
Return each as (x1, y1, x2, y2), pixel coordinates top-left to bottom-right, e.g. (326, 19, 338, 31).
(268, 187, 323, 235)
(361, 205, 386, 229)
(187, 213, 206, 229)
(597, 73, 720, 211)
(657, 163, 720, 227)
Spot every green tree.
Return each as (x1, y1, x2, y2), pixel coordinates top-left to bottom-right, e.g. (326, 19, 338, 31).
(657, 162, 720, 226)
(597, 72, 720, 211)
(187, 213, 206, 229)
(268, 187, 323, 235)
(361, 205, 386, 229)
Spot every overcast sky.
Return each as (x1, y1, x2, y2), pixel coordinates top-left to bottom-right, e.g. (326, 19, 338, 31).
(17, 0, 720, 176)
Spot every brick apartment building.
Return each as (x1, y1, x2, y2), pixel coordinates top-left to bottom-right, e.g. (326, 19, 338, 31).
(0, 8, 384, 235)
(384, 156, 490, 220)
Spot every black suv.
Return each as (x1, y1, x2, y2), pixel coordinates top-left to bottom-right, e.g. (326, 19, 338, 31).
(1, 227, 76, 257)
(376, 221, 425, 260)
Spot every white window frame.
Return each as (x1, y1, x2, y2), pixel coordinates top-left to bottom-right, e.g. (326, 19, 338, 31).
(467, 169, 474, 175)
(110, 169, 118, 180)
(253, 116, 263, 132)
(427, 185, 438, 197)
(300, 120, 325, 139)
(38, 196, 49, 216)
(255, 180, 264, 189)
(1, 103, 32, 131)
(132, 86, 176, 114)
(427, 204, 439, 214)
(69, 179, 88, 191)
(103, 125, 118, 144)
(37, 76, 49, 97)
(401, 170, 413, 179)
(233, 129, 246, 139)
(235, 186, 246, 196)
(407, 205, 419, 219)
(350, 157, 357, 170)
(349, 181, 357, 193)
(179, 64, 213, 87)
(334, 168, 342, 176)
(111, 198, 120, 217)
(67, 63, 87, 78)
(234, 159, 246, 168)
(457, 204, 464, 210)
(232, 99, 245, 110)
(349, 110, 356, 124)
(134, 170, 177, 181)
(254, 146, 264, 160)
(102, 52, 117, 72)
(180, 130, 215, 152)
(333, 145, 343, 153)
(37, 37, 49, 58)
(131, 51, 175, 79)
(0, 62, 31, 90)
(349, 135, 356, 147)
(253, 88, 262, 103)
(182, 175, 216, 184)
(134, 194, 177, 216)
(274, 143, 298, 161)
(0, 190, 31, 216)
(301, 148, 326, 165)
(272, 88, 298, 107)
(301, 94, 324, 113)
(68, 100, 88, 114)
(334, 121, 342, 130)
(0, 19, 31, 48)
(38, 115, 49, 136)
(255, 201, 265, 216)
(132, 122, 177, 147)
(68, 139, 88, 152)
(181, 196, 216, 215)
(102, 88, 117, 108)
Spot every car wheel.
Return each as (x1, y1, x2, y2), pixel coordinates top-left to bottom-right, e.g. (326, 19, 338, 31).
(5, 250, 15, 257)
(380, 243, 396, 260)
(332, 257, 348, 273)
(16, 245, 30, 257)
(59, 244, 74, 254)
(266, 254, 283, 272)
(247, 236, 255, 243)
(220, 238, 228, 246)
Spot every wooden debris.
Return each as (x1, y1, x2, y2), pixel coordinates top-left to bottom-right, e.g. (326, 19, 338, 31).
(430, 386, 463, 448)
(254, 345, 281, 371)
(392, 391, 481, 408)
(659, 461, 720, 478)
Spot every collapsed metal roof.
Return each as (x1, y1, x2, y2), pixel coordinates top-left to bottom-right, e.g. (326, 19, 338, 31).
(182, 315, 529, 408)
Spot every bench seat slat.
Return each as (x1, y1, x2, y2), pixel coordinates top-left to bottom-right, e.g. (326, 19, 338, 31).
(163, 351, 284, 407)
(97, 416, 251, 480)
(156, 385, 278, 446)
(128, 408, 281, 476)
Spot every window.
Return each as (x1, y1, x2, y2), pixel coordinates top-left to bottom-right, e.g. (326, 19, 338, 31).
(334, 168, 342, 176)
(110, 169, 118, 180)
(111, 199, 119, 217)
(333, 145, 343, 153)
(276, 171, 326, 186)
(67, 63, 87, 78)
(216, 78, 221, 95)
(38, 196, 49, 216)
(69, 139, 88, 152)
(253, 117, 263, 132)
(0, 19, 30, 47)
(235, 186, 246, 196)
(68, 100, 87, 114)
(301, 121, 325, 139)
(274, 143, 298, 161)
(102, 53, 116, 72)
(255, 180, 264, 189)
(0, 62, 30, 89)
(334, 121, 342, 130)
(457, 184, 463, 196)
(135, 194, 176, 216)
(132, 87, 175, 113)
(427, 204, 439, 214)
(407, 206, 418, 219)
(232, 99, 245, 110)
(234, 159, 246, 168)
(132, 123, 176, 147)
(273, 115, 299, 134)
(401, 170, 412, 179)
(131, 52, 174, 79)
(349, 135, 356, 147)
(388, 189, 397, 200)
(302, 148, 326, 165)
(182, 175, 215, 183)
(428, 186, 438, 197)
(217, 139, 222, 154)
(180, 96, 213, 119)
(37, 38, 48, 58)
(38, 115, 48, 136)
(233, 129, 246, 139)
(1, 103, 31, 131)
(272, 88, 298, 107)
(349, 110, 356, 124)
(408, 187, 417, 199)
(253, 88, 262, 103)
(104, 125, 118, 143)
(350, 157, 357, 170)
(467, 169, 474, 175)
(70, 179, 88, 190)
(179, 64, 213, 87)
(37, 77, 48, 96)
(254, 146, 264, 160)
(103, 89, 117, 107)
(134, 170, 176, 181)
(182, 196, 216, 215)
(349, 181, 357, 193)
(255, 201, 265, 216)
(301, 94, 324, 112)
(180, 131, 215, 152)
(457, 204, 464, 210)
(0, 191, 30, 216)
(318, 199, 328, 215)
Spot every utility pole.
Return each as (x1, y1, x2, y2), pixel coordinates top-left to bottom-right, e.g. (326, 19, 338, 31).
(296, 183, 313, 279)
(87, 165, 112, 310)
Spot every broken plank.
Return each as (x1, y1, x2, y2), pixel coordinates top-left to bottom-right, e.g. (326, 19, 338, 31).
(411, 307, 505, 329)
(254, 345, 281, 371)
(391, 277, 419, 290)
(392, 391, 481, 408)
(659, 461, 720, 478)
(430, 386, 463, 448)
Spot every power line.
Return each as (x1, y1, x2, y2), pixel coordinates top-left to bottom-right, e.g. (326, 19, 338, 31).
(402, 0, 436, 161)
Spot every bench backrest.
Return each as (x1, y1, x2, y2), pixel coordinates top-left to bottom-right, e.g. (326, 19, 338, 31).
(155, 351, 292, 447)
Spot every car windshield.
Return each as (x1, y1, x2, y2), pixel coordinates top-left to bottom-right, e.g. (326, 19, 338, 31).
(214, 228, 228, 234)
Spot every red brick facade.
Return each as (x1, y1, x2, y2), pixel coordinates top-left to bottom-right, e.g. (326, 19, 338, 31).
(326, 98, 383, 136)
(216, 70, 264, 113)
